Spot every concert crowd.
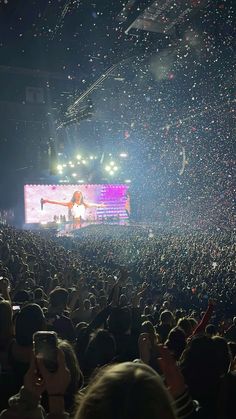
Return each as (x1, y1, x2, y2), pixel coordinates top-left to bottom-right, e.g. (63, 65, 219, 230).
(0, 223, 235, 419)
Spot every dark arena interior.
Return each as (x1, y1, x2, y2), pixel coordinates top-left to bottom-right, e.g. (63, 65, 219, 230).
(0, 1, 235, 418)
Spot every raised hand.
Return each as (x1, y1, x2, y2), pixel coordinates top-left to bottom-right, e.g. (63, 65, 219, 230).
(157, 345, 186, 398)
(36, 348, 71, 396)
(138, 333, 152, 364)
(24, 356, 46, 399)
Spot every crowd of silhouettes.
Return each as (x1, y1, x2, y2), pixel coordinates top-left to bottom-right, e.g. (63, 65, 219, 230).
(0, 223, 235, 419)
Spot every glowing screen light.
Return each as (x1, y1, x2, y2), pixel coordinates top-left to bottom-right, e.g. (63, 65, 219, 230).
(24, 184, 130, 223)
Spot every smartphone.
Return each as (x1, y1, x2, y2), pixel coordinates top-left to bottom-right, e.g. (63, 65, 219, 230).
(33, 331, 58, 373)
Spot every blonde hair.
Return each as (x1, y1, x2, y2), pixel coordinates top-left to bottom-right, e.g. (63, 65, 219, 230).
(75, 362, 176, 419)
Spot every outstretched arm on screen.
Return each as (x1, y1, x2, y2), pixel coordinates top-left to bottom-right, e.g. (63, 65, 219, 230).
(41, 198, 71, 209)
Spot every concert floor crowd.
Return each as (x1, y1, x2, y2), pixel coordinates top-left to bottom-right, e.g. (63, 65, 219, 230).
(0, 223, 235, 419)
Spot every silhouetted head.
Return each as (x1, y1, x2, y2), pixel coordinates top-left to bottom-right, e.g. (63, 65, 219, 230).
(49, 288, 68, 313)
(15, 304, 45, 346)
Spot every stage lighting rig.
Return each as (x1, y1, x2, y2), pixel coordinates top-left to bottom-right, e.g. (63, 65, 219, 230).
(104, 161, 119, 176)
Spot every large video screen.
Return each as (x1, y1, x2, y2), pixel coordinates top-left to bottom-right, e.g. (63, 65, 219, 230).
(24, 184, 130, 224)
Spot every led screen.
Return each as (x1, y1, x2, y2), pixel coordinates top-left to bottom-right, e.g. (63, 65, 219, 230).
(24, 184, 130, 224)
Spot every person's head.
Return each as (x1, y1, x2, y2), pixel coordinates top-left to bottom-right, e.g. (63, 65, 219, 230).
(141, 321, 156, 337)
(15, 304, 45, 346)
(228, 341, 236, 359)
(89, 295, 96, 308)
(34, 288, 44, 300)
(98, 295, 107, 309)
(76, 322, 88, 334)
(71, 191, 83, 204)
(160, 310, 174, 326)
(188, 317, 197, 330)
(0, 300, 13, 346)
(84, 330, 116, 377)
(180, 336, 222, 401)
(177, 318, 193, 337)
(144, 306, 152, 316)
(108, 307, 131, 335)
(162, 301, 170, 310)
(139, 297, 145, 311)
(205, 324, 217, 337)
(119, 294, 127, 307)
(212, 336, 231, 376)
(14, 290, 30, 304)
(84, 299, 91, 311)
(75, 362, 176, 419)
(175, 310, 184, 323)
(49, 288, 68, 313)
(165, 327, 186, 361)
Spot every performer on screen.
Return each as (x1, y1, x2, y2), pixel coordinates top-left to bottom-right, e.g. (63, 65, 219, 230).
(125, 191, 131, 218)
(41, 190, 105, 225)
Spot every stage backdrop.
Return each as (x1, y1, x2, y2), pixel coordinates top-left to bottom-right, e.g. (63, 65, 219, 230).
(24, 184, 130, 224)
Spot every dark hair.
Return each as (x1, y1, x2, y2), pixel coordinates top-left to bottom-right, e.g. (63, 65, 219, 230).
(49, 288, 68, 308)
(84, 299, 91, 310)
(160, 310, 174, 325)
(108, 307, 131, 335)
(165, 327, 186, 360)
(15, 304, 45, 346)
(34, 288, 44, 300)
(14, 290, 30, 303)
(205, 324, 217, 337)
(0, 300, 13, 349)
(180, 336, 222, 402)
(141, 321, 156, 336)
(212, 336, 231, 376)
(84, 330, 116, 378)
(177, 318, 192, 337)
(228, 341, 236, 359)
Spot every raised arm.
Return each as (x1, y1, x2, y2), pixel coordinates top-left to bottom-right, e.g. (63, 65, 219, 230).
(41, 198, 71, 208)
(190, 299, 215, 338)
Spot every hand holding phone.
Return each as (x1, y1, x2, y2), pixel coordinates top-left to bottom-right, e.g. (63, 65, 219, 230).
(157, 345, 186, 398)
(36, 348, 71, 397)
(24, 348, 71, 401)
(138, 333, 152, 364)
(24, 356, 46, 399)
(33, 331, 58, 373)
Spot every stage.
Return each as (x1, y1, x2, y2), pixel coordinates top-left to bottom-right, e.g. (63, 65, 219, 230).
(24, 219, 131, 235)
